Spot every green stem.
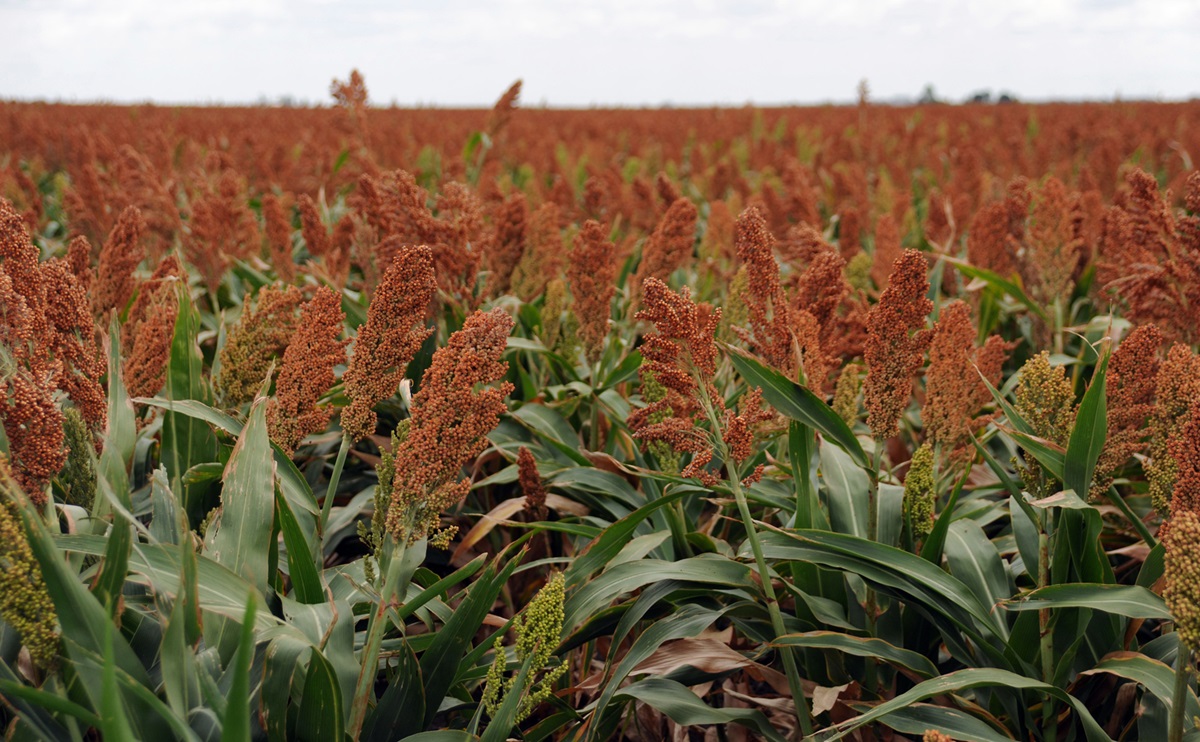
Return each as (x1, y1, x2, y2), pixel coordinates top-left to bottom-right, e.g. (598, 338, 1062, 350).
(348, 534, 423, 738)
(1039, 509, 1056, 742)
(724, 458, 813, 737)
(1052, 297, 1065, 357)
(320, 432, 352, 537)
(1170, 636, 1191, 742)
(695, 376, 811, 735)
(1107, 485, 1157, 547)
(864, 439, 885, 696)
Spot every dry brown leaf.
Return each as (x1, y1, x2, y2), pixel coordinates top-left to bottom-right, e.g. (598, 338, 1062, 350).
(812, 683, 850, 716)
(451, 493, 590, 562)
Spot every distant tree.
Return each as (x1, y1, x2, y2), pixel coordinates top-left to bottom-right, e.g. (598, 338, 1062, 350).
(967, 90, 992, 104)
(918, 84, 942, 105)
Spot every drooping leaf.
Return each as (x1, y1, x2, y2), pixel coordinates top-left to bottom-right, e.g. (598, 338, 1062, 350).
(726, 345, 868, 469)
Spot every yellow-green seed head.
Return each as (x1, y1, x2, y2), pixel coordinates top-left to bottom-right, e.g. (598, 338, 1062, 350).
(0, 457, 61, 668)
(58, 407, 97, 510)
(1165, 510, 1200, 651)
(832, 364, 862, 425)
(845, 252, 874, 293)
(903, 443, 936, 542)
(483, 572, 567, 723)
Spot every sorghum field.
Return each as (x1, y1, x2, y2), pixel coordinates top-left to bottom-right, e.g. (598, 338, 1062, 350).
(2, 74, 1200, 741)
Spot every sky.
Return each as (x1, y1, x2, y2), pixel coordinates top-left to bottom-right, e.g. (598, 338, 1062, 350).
(2, 0, 1198, 107)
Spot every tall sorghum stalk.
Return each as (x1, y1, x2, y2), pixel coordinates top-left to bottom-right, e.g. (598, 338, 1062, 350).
(629, 278, 812, 735)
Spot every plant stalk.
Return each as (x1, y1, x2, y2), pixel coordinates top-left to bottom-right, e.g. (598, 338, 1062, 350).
(1170, 635, 1191, 742)
(348, 534, 423, 738)
(319, 431, 352, 536)
(724, 457, 813, 737)
(863, 438, 885, 696)
(1039, 510, 1056, 742)
(1106, 485, 1157, 548)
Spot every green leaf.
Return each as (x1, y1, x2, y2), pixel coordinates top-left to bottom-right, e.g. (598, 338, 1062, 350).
(820, 442, 868, 539)
(726, 346, 868, 469)
(850, 703, 1013, 742)
(404, 732, 479, 742)
(512, 404, 591, 466)
(1064, 348, 1109, 499)
(565, 556, 752, 631)
(276, 486, 325, 604)
(944, 257, 1048, 321)
(822, 668, 1109, 742)
(106, 316, 137, 467)
(775, 631, 939, 679)
(567, 487, 690, 584)
(136, 397, 243, 437)
(754, 528, 1013, 669)
(56, 534, 279, 631)
(206, 397, 276, 594)
(91, 461, 133, 618)
(1003, 584, 1169, 619)
(160, 285, 218, 524)
(99, 609, 138, 742)
(297, 649, 344, 742)
(942, 519, 1012, 637)
(261, 635, 309, 742)
(1080, 652, 1200, 722)
(612, 678, 786, 742)
(0, 675, 99, 734)
(1004, 430, 1066, 480)
(221, 592, 258, 742)
(420, 551, 525, 729)
(363, 639, 425, 742)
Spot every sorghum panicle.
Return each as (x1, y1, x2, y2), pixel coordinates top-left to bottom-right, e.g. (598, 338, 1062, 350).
(567, 220, 617, 361)
(864, 250, 933, 441)
(216, 284, 305, 407)
(342, 245, 436, 441)
(267, 287, 348, 454)
(385, 308, 515, 544)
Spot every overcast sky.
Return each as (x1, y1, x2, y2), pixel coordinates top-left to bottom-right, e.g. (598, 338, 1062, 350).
(3, 0, 1198, 107)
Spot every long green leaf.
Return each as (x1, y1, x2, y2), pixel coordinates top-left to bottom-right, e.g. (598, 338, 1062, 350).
(1064, 349, 1108, 499)
(221, 593, 258, 742)
(822, 668, 1109, 742)
(726, 346, 868, 469)
(56, 534, 279, 631)
(775, 631, 939, 679)
(1003, 584, 1169, 619)
(1080, 652, 1200, 721)
(206, 397, 276, 594)
(567, 487, 690, 584)
(944, 257, 1049, 320)
(106, 316, 137, 467)
(419, 550, 525, 730)
(99, 612, 138, 742)
(850, 703, 1014, 742)
(589, 604, 726, 741)
(298, 649, 344, 742)
(160, 285, 218, 524)
(276, 486, 325, 604)
(565, 556, 752, 631)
